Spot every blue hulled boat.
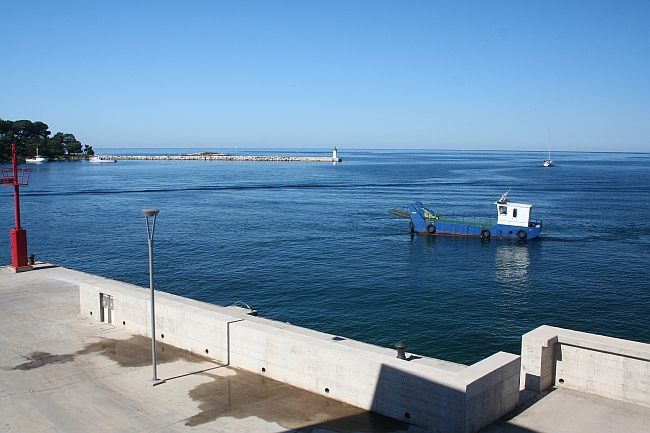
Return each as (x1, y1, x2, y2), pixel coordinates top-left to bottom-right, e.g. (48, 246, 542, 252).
(406, 191, 542, 240)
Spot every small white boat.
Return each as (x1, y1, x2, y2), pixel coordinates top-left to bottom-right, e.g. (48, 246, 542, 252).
(544, 128, 553, 167)
(89, 156, 117, 163)
(25, 148, 48, 164)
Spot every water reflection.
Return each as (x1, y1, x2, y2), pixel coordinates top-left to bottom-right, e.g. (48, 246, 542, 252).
(494, 244, 530, 289)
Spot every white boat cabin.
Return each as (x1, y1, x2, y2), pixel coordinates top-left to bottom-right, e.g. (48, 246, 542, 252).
(495, 199, 532, 227)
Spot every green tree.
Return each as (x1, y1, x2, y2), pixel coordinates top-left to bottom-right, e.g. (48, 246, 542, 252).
(0, 119, 84, 161)
(0, 119, 51, 160)
(83, 144, 95, 155)
(63, 134, 82, 154)
(47, 132, 66, 156)
(0, 119, 16, 160)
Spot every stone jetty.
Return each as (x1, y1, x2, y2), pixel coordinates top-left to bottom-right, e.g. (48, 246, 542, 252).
(104, 153, 342, 162)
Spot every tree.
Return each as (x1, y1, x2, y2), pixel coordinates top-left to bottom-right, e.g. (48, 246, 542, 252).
(0, 119, 84, 161)
(83, 144, 95, 155)
(63, 134, 82, 154)
(0, 119, 16, 161)
(47, 132, 66, 156)
(0, 119, 51, 160)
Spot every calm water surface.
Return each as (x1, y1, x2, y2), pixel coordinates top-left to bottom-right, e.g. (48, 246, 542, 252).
(1, 149, 648, 364)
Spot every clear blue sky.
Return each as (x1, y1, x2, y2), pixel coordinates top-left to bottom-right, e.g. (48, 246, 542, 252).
(1, 1, 648, 151)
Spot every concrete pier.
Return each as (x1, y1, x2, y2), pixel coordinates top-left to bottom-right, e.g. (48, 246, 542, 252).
(79, 270, 521, 432)
(103, 154, 342, 162)
(2, 263, 649, 433)
(0, 263, 419, 433)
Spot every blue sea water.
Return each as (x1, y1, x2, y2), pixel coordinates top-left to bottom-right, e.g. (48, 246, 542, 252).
(1, 149, 649, 365)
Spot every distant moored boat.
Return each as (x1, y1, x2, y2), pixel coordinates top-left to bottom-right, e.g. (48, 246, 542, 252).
(25, 148, 48, 164)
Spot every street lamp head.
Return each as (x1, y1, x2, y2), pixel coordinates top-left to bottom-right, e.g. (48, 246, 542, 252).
(142, 209, 160, 217)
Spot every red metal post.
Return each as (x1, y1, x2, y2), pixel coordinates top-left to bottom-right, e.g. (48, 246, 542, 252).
(9, 143, 30, 270)
(12, 143, 21, 228)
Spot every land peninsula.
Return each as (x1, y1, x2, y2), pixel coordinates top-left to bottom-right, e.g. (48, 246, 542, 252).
(0, 119, 94, 162)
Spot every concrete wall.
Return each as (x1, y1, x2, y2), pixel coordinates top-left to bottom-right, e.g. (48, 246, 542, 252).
(521, 325, 650, 407)
(80, 280, 520, 433)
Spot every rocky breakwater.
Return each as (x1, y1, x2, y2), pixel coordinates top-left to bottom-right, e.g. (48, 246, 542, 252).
(105, 153, 342, 162)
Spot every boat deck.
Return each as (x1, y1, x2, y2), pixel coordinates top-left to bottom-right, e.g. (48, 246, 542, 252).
(389, 208, 494, 227)
(428, 216, 494, 227)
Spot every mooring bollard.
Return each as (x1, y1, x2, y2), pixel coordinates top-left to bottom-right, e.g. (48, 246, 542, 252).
(395, 341, 408, 360)
(28, 254, 35, 265)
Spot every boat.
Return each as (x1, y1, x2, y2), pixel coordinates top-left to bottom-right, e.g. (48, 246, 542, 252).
(89, 156, 117, 163)
(25, 148, 48, 164)
(544, 128, 553, 167)
(396, 191, 542, 240)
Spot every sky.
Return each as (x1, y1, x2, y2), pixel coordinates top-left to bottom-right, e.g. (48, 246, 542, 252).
(1, 1, 648, 152)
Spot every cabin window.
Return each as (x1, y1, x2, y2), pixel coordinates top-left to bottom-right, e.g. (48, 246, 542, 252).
(512, 209, 518, 218)
(499, 206, 507, 215)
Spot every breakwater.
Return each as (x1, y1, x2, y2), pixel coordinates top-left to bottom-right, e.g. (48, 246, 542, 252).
(104, 154, 342, 162)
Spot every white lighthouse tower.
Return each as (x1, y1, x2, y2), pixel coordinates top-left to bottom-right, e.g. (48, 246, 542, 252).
(333, 147, 338, 160)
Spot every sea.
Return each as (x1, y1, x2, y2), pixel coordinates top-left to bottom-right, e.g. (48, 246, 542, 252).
(1, 149, 648, 365)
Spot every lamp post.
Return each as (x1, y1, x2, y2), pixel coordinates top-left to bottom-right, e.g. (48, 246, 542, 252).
(1, 143, 32, 272)
(143, 208, 165, 386)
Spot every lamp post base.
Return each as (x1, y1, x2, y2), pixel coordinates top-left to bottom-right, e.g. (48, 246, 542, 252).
(147, 378, 166, 387)
(7, 265, 33, 273)
(10, 228, 30, 269)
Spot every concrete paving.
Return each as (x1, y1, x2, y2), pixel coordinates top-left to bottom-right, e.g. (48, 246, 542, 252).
(484, 387, 650, 433)
(1, 263, 650, 433)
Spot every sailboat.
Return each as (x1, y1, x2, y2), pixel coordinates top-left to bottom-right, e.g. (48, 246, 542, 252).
(25, 147, 48, 163)
(543, 128, 553, 167)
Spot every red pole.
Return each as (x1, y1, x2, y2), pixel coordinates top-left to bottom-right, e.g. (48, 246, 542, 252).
(9, 143, 30, 271)
(12, 143, 21, 229)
